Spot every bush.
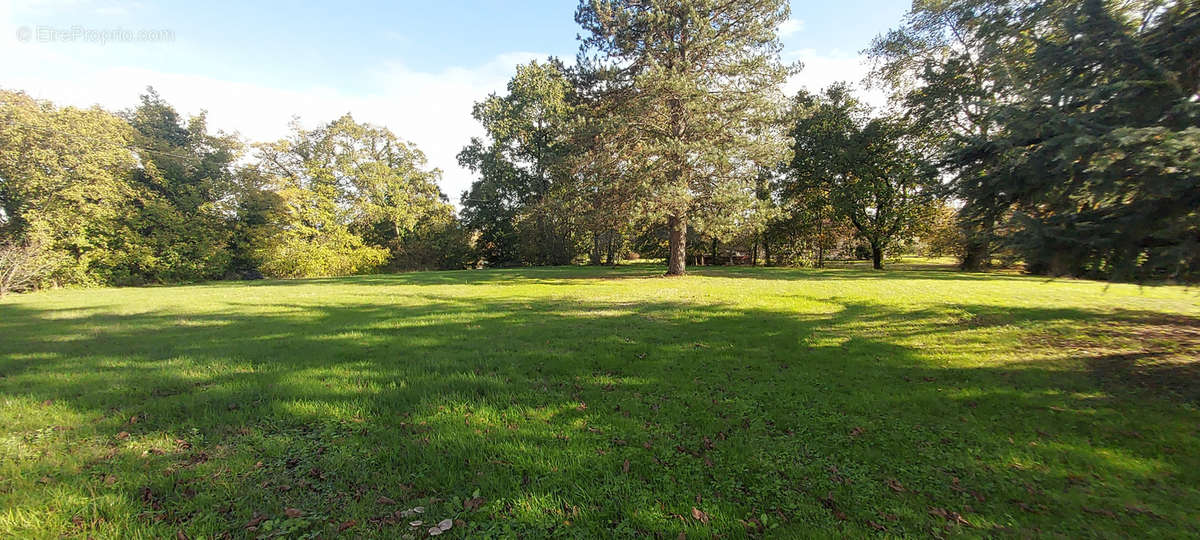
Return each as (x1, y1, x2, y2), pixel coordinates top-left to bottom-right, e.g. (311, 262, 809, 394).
(389, 218, 476, 271)
(254, 232, 388, 279)
(0, 241, 57, 296)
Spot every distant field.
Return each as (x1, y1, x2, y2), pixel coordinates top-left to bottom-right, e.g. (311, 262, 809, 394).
(1, 263, 1198, 538)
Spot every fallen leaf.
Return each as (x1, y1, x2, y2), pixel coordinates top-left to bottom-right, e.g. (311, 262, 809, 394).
(377, 496, 396, 505)
(285, 508, 302, 518)
(867, 519, 886, 531)
(622, 459, 631, 474)
(1124, 505, 1164, 519)
(464, 497, 486, 511)
(437, 518, 453, 531)
(409, 520, 423, 527)
(337, 520, 356, 532)
(819, 493, 848, 521)
(691, 507, 710, 524)
(428, 527, 443, 536)
(886, 478, 905, 492)
(929, 507, 970, 526)
(1082, 506, 1115, 518)
(245, 513, 267, 530)
(849, 426, 865, 438)
(116, 431, 130, 440)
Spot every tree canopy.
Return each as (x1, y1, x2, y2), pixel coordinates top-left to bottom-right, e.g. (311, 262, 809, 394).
(3, 0, 1197, 291)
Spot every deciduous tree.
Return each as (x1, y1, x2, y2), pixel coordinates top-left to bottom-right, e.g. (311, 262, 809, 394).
(781, 86, 939, 269)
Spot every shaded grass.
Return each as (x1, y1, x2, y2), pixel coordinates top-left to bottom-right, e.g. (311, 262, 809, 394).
(1, 263, 1198, 538)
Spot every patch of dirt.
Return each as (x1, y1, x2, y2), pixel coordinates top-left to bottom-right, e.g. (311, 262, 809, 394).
(1035, 315, 1200, 402)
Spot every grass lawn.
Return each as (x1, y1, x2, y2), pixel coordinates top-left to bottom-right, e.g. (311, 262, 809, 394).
(2, 263, 1198, 538)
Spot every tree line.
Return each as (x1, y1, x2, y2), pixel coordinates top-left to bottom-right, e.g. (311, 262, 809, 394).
(2, 0, 1196, 294)
(461, 0, 1197, 280)
(0, 89, 470, 294)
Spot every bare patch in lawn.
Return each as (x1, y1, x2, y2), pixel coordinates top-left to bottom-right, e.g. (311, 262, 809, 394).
(1034, 315, 1200, 402)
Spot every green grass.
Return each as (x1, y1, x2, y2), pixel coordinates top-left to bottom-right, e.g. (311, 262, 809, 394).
(2, 263, 1198, 538)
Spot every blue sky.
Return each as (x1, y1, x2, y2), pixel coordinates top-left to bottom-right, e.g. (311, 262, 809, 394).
(1, 0, 911, 202)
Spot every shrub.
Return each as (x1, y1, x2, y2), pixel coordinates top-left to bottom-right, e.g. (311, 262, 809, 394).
(0, 241, 57, 296)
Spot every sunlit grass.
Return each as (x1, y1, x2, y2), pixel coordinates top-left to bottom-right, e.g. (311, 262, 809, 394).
(1, 262, 1198, 537)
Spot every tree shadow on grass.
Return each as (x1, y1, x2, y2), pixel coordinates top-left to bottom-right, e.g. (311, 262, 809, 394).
(1, 292, 1198, 538)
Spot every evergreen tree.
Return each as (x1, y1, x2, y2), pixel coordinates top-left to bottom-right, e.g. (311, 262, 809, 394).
(575, 0, 794, 275)
(963, 0, 1198, 279)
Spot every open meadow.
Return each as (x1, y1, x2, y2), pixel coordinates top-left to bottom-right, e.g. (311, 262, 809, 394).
(2, 263, 1198, 538)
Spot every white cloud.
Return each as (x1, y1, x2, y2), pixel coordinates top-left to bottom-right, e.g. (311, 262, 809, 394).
(778, 18, 805, 38)
(1, 7, 538, 206)
(784, 48, 889, 111)
(0, 3, 894, 209)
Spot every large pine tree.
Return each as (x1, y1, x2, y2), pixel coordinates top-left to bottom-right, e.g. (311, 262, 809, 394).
(575, 0, 793, 275)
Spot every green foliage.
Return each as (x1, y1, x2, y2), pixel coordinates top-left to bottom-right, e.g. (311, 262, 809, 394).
(576, 0, 795, 274)
(388, 205, 475, 271)
(917, 202, 967, 257)
(985, 0, 1199, 280)
(254, 229, 388, 279)
(873, 0, 1200, 280)
(0, 90, 139, 285)
(121, 88, 243, 283)
(459, 59, 582, 266)
(1, 89, 463, 286)
(779, 86, 940, 269)
(254, 114, 452, 278)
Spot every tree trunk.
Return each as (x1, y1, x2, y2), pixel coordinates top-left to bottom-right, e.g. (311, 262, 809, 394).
(763, 234, 772, 267)
(590, 233, 602, 266)
(710, 238, 718, 265)
(871, 243, 884, 270)
(816, 216, 825, 268)
(667, 214, 687, 275)
(605, 233, 616, 265)
(751, 239, 759, 266)
(960, 207, 995, 271)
